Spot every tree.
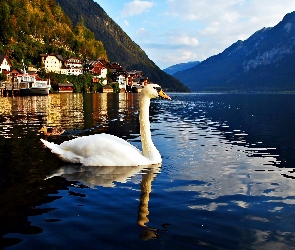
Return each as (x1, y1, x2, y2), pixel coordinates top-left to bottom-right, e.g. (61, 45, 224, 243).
(111, 82, 119, 93)
(0, 73, 7, 81)
(0, 2, 11, 44)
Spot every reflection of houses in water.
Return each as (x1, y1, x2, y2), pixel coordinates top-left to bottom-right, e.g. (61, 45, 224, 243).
(100, 93, 108, 118)
(85, 93, 140, 133)
(118, 93, 126, 116)
(12, 96, 49, 115)
(10, 96, 50, 125)
(124, 93, 139, 122)
(90, 93, 109, 125)
(0, 92, 142, 138)
(0, 94, 84, 130)
(0, 97, 12, 115)
(0, 97, 13, 138)
(46, 95, 62, 125)
(46, 94, 84, 128)
(118, 93, 139, 122)
(0, 95, 50, 137)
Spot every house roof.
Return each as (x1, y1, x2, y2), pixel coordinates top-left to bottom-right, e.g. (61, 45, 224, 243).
(0, 54, 5, 64)
(56, 55, 64, 61)
(40, 53, 64, 61)
(10, 68, 22, 74)
(0, 54, 12, 67)
(67, 57, 81, 61)
(58, 82, 73, 87)
(87, 60, 105, 67)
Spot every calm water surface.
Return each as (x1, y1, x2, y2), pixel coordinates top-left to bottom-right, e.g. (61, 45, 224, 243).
(0, 92, 295, 249)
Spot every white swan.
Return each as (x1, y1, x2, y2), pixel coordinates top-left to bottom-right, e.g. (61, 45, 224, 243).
(40, 84, 171, 166)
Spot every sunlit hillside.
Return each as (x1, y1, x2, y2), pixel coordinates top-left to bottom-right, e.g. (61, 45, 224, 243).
(0, 0, 107, 68)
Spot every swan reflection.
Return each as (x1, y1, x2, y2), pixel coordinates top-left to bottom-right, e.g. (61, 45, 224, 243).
(46, 163, 168, 240)
(46, 164, 147, 188)
(137, 166, 171, 240)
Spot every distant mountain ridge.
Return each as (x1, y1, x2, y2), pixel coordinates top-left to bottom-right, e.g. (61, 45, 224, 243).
(163, 61, 200, 75)
(56, 0, 190, 92)
(173, 11, 295, 92)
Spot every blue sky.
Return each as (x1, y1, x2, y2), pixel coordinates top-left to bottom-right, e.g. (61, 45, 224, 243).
(95, 0, 295, 69)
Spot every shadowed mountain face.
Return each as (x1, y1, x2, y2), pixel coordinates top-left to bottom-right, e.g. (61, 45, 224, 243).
(56, 0, 190, 92)
(173, 11, 295, 92)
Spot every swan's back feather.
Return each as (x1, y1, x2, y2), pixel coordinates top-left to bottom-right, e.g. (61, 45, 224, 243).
(41, 139, 83, 163)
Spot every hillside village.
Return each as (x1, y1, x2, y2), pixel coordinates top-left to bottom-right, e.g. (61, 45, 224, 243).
(0, 53, 150, 95)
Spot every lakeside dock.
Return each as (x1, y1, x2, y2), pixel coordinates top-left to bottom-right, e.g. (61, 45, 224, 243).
(0, 82, 20, 96)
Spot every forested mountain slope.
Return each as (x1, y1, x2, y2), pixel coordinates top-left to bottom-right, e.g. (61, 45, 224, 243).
(56, 0, 189, 92)
(0, 0, 107, 68)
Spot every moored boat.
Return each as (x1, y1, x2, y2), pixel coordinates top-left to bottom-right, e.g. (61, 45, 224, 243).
(18, 75, 51, 96)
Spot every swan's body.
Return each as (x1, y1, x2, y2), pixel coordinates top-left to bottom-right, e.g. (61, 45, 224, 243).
(40, 84, 171, 166)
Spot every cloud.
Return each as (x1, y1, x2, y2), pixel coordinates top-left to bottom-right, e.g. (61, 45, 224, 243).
(158, 49, 198, 69)
(136, 27, 149, 38)
(163, 0, 295, 59)
(168, 34, 199, 46)
(166, 0, 246, 22)
(108, 0, 295, 68)
(165, 1, 295, 34)
(120, 0, 155, 18)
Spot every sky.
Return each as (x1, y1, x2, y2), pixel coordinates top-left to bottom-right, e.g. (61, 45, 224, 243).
(95, 0, 295, 69)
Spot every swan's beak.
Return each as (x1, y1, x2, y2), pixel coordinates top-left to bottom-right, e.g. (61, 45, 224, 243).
(158, 89, 172, 100)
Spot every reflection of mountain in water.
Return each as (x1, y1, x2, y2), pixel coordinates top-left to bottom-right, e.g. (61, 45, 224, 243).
(156, 106, 295, 210)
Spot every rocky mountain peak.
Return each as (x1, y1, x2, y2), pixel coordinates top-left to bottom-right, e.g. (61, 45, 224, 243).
(173, 11, 295, 92)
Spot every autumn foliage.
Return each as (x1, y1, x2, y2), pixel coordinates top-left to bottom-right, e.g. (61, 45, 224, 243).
(0, 0, 107, 69)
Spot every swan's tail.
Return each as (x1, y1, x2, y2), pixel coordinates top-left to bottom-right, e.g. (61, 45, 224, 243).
(40, 139, 62, 153)
(40, 139, 82, 163)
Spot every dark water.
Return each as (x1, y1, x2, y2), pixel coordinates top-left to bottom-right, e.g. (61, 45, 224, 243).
(1, 92, 295, 249)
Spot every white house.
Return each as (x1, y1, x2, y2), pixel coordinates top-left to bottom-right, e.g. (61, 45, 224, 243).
(65, 57, 82, 68)
(64, 68, 83, 76)
(64, 57, 83, 75)
(41, 55, 83, 75)
(92, 67, 108, 86)
(116, 74, 126, 90)
(100, 68, 108, 85)
(41, 54, 63, 73)
(0, 54, 12, 73)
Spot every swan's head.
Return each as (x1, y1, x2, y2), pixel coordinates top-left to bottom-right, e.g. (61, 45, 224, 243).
(142, 84, 172, 100)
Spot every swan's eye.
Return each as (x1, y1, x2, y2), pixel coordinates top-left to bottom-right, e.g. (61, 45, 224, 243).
(153, 87, 161, 92)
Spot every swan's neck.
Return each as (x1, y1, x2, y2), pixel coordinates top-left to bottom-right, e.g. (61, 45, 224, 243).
(139, 95, 160, 161)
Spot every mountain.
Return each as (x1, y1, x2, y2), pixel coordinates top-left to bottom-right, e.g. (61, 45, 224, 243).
(173, 11, 295, 92)
(163, 61, 200, 75)
(56, 0, 190, 92)
(0, 0, 107, 68)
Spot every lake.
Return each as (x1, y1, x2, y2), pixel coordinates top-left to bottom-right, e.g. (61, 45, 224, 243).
(0, 92, 295, 249)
